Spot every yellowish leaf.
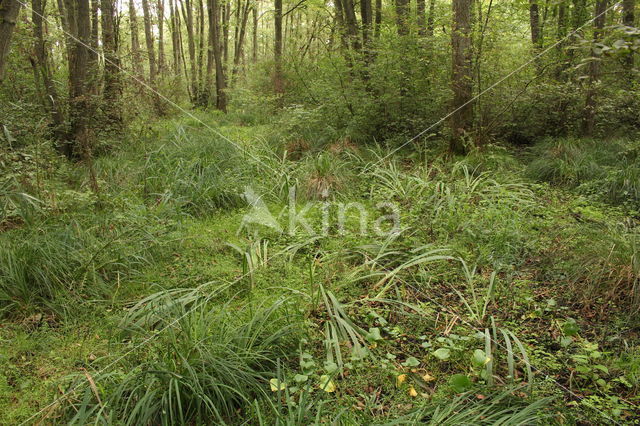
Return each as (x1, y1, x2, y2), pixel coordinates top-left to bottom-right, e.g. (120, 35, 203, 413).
(396, 374, 407, 387)
(319, 375, 336, 392)
(408, 386, 418, 397)
(270, 378, 286, 392)
(422, 373, 436, 382)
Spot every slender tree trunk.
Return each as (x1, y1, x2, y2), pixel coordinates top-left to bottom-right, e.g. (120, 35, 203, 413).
(450, 0, 474, 154)
(0, 0, 22, 83)
(417, 0, 426, 36)
(426, 0, 436, 36)
(232, 0, 250, 80)
(396, 0, 410, 36)
(582, 0, 607, 137)
(623, 0, 635, 73)
(181, 0, 198, 99)
(32, 0, 66, 142)
(374, 0, 381, 39)
(129, 0, 144, 77)
(274, 0, 283, 94)
(222, 0, 229, 67)
(341, 0, 360, 50)
(158, 0, 166, 74)
(210, 0, 227, 110)
(101, 0, 122, 126)
(252, 3, 257, 62)
(197, 0, 205, 99)
(361, 0, 372, 52)
(89, 0, 99, 68)
(142, 0, 158, 84)
(529, 0, 541, 47)
(64, 0, 95, 169)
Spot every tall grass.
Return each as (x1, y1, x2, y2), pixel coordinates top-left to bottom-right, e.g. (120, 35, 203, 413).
(387, 389, 552, 425)
(142, 125, 247, 215)
(0, 213, 173, 318)
(58, 298, 300, 424)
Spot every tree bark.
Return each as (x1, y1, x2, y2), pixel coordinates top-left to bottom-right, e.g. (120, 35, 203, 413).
(426, 0, 436, 36)
(169, 0, 181, 74)
(158, 0, 166, 74)
(374, 0, 381, 39)
(232, 0, 251, 80)
(252, 3, 257, 62)
(129, 0, 144, 77)
(623, 0, 635, 73)
(396, 0, 410, 36)
(417, 0, 426, 36)
(274, 0, 283, 94)
(0, 0, 22, 83)
(63, 0, 94, 165)
(450, 0, 474, 154)
(209, 0, 227, 110)
(582, 0, 607, 137)
(141, 0, 158, 84)
(32, 0, 66, 142)
(101, 0, 122, 126)
(529, 0, 541, 48)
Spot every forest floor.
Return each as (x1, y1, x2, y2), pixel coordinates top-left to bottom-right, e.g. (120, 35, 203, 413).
(1, 113, 639, 424)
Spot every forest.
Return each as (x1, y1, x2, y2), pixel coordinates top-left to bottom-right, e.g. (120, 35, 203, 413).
(0, 0, 639, 423)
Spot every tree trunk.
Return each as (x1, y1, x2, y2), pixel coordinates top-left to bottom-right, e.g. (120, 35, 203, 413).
(129, 0, 144, 77)
(623, 0, 635, 73)
(426, 0, 436, 36)
(450, 0, 474, 154)
(274, 0, 283, 94)
(197, 0, 205, 100)
(0, 0, 22, 83)
(361, 0, 373, 53)
(252, 3, 257, 62)
(417, 0, 426, 36)
(63, 0, 95, 166)
(180, 0, 197, 99)
(32, 0, 66, 142)
(232, 0, 251, 80)
(209, 0, 226, 110)
(582, 0, 607, 137)
(101, 0, 122, 126)
(374, 0, 381, 39)
(141, 0, 158, 84)
(529, 0, 541, 47)
(169, 0, 181, 74)
(89, 0, 99, 68)
(158, 0, 166, 74)
(341, 0, 360, 50)
(396, 0, 410, 36)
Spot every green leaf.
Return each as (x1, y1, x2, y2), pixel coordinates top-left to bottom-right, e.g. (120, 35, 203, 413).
(432, 348, 451, 361)
(324, 361, 339, 374)
(450, 374, 472, 393)
(294, 374, 308, 383)
(366, 327, 383, 342)
(471, 349, 490, 368)
(402, 356, 420, 367)
(562, 319, 580, 337)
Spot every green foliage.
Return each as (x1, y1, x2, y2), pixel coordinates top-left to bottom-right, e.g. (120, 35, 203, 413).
(0, 213, 173, 318)
(388, 389, 552, 425)
(142, 125, 247, 215)
(59, 298, 300, 424)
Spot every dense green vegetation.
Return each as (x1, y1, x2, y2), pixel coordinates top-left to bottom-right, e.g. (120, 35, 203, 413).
(1, 0, 639, 423)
